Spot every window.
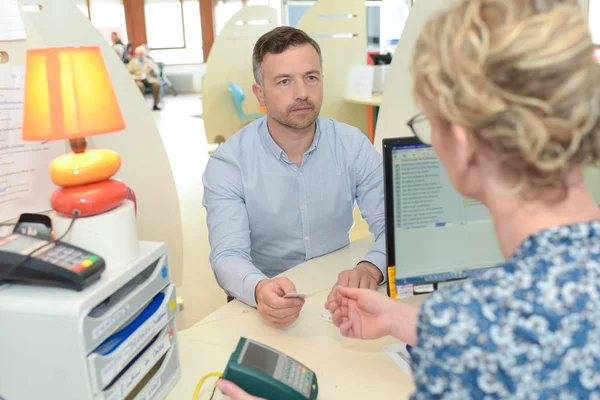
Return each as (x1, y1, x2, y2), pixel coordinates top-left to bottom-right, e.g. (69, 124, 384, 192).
(145, 0, 186, 49)
(215, 0, 243, 35)
(366, 2, 381, 51)
(379, 0, 410, 54)
(73, 0, 91, 19)
(247, 0, 281, 8)
(149, 0, 204, 64)
(72, 1, 127, 46)
(591, 0, 600, 45)
(247, 0, 282, 24)
(89, 0, 128, 45)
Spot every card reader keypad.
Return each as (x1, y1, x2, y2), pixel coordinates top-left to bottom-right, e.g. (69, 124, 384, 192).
(37, 245, 99, 272)
(280, 358, 313, 396)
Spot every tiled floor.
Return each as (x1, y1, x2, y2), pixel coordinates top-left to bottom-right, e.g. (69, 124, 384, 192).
(151, 93, 372, 330)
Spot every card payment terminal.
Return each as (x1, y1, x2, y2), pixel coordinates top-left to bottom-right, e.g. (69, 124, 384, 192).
(223, 337, 318, 400)
(0, 234, 105, 291)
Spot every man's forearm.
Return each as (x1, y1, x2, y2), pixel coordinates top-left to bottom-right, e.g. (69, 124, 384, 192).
(362, 228, 386, 282)
(362, 248, 386, 283)
(213, 256, 267, 307)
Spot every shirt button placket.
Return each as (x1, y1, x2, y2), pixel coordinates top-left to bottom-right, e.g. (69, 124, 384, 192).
(298, 171, 311, 258)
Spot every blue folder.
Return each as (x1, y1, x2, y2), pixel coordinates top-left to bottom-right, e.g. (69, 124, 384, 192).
(94, 292, 165, 356)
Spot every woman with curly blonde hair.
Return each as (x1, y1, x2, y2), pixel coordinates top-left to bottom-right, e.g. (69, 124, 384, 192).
(325, 0, 600, 398)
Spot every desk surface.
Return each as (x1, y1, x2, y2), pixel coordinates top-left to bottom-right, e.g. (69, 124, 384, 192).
(343, 94, 383, 107)
(167, 238, 417, 400)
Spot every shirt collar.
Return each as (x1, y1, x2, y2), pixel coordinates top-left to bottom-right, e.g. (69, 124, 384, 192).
(259, 117, 322, 161)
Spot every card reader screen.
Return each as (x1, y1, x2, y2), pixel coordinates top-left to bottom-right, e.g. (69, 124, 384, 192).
(0, 235, 46, 254)
(240, 342, 279, 377)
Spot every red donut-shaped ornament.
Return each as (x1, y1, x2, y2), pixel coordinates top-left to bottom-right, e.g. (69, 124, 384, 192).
(51, 179, 128, 217)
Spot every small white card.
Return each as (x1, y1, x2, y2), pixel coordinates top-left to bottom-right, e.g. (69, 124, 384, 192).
(283, 293, 306, 299)
(320, 311, 333, 323)
(284, 292, 315, 299)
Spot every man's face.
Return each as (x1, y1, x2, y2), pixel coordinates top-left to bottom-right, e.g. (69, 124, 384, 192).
(135, 50, 145, 61)
(253, 44, 323, 131)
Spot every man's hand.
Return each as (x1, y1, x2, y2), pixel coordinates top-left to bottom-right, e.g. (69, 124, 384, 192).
(216, 380, 265, 400)
(325, 261, 382, 306)
(255, 277, 305, 328)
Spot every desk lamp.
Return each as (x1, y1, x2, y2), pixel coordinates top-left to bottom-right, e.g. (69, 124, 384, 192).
(21, 46, 138, 264)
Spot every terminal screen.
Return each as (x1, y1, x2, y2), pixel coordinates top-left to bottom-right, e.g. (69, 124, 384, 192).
(241, 341, 279, 377)
(390, 144, 502, 279)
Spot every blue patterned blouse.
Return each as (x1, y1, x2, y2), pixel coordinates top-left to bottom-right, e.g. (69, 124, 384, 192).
(411, 221, 600, 399)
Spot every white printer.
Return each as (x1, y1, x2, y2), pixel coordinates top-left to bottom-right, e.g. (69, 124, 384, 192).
(0, 241, 181, 400)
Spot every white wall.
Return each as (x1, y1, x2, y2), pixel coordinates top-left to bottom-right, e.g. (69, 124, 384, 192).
(162, 63, 207, 93)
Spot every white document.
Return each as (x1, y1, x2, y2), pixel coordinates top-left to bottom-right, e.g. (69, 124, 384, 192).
(383, 341, 413, 377)
(0, 0, 27, 41)
(345, 65, 374, 99)
(0, 65, 65, 223)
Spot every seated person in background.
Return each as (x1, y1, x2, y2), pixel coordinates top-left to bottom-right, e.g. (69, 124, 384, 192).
(111, 32, 128, 63)
(113, 43, 125, 61)
(325, 0, 600, 398)
(203, 27, 386, 328)
(124, 43, 134, 64)
(111, 32, 124, 48)
(127, 46, 162, 111)
(142, 44, 155, 62)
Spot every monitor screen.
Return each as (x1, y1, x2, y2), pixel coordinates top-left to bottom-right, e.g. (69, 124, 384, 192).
(240, 341, 280, 377)
(383, 138, 504, 294)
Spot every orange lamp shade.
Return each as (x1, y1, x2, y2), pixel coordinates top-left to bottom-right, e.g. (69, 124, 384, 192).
(22, 46, 125, 141)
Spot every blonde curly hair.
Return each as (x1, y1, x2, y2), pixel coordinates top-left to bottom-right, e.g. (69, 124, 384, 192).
(412, 0, 600, 192)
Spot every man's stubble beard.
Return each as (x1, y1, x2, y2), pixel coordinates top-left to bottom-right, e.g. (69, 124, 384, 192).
(271, 110, 319, 130)
(266, 98, 320, 131)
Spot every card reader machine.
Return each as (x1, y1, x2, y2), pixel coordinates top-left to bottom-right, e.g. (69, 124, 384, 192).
(223, 337, 318, 400)
(0, 234, 105, 291)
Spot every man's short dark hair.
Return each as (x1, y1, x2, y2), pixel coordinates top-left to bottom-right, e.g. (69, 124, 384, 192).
(252, 26, 322, 85)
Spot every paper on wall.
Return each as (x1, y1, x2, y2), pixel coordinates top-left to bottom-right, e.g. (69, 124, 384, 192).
(345, 65, 374, 99)
(0, 65, 65, 223)
(0, 0, 27, 41)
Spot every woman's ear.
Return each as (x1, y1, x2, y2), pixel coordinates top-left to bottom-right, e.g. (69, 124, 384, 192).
(450, 123, 477, 170)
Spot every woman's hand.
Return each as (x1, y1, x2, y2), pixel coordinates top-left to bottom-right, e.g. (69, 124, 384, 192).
(325, 286, 396, 339)
(215, 380, 265, 400)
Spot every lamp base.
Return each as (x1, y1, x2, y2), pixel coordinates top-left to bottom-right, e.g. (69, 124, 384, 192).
(50, 200, 139, 268)
(50, 148, 121, 187)
(51, 179, 129, 217)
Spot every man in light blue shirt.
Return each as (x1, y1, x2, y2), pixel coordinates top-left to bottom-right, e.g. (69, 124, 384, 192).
(203, 27, 385, 328)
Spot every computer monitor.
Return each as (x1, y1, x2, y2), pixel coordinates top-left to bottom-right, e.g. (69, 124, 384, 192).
(382, 137, 504, 298)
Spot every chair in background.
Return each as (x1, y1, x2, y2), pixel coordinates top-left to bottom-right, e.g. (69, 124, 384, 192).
(157, 62, 178, 96)
(144, 62, 178, 98)
(228, 82, 264, 122)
